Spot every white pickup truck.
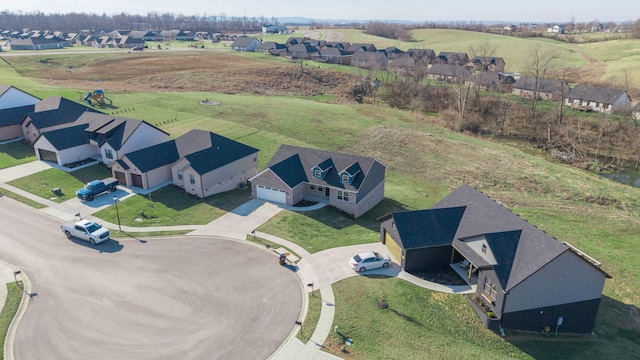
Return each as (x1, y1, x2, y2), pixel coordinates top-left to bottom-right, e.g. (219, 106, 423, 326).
(61, 219, 110, 245)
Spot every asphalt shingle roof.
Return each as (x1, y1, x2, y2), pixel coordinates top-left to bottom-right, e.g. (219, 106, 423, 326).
(567, 84, 628, 104)
(393, 207, 467, 249)
(183, 132, 259, 175)
(0, 104, 34, 126)
(125, 140, 180, 172)
(40, 124, 90, 150)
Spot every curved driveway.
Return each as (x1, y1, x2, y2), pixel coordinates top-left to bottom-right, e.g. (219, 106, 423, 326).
(0, 200, 302, 360)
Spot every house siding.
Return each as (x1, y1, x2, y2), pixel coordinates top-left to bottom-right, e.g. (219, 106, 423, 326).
(501, 298, 602, 334)
(504, 251, 607, 314)
(0, 125, 22, 141)
(353, 180, 385, 218)
(57, 144, 99, 165)
(199, 154, 258, 197)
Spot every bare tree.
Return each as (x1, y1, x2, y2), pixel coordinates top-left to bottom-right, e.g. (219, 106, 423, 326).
(526, 45, 559, 122)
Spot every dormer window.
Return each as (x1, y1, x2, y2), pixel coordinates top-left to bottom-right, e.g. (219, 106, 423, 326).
(314, 169, 323, 178)
(341, 174, 351, 183)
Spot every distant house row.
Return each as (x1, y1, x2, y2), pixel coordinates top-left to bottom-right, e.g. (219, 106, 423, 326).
(231, 36, 634, 114)
(0, 85, 386, 218)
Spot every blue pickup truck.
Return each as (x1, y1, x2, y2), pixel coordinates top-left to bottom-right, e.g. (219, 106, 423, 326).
(76, 178, 119, 201)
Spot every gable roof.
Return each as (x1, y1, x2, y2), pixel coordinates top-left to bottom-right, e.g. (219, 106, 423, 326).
(24, 97, 100, 129)
(352, 51, 387, 62)
(391, 207, 467, 250)
(79, 113, 168, 151)
(231, 36, 260, 48)
(567, 84, 629, 104)
(513, 76, 569, 93)
(0, 104, 34, 127)
(39, 124, 90, 150)
(181, 130, 259, 175)
(265, 144, 384, 192)
(427, 64, 471, 81)
(432, 184, 571, 291)
(124, 139, 180, 172)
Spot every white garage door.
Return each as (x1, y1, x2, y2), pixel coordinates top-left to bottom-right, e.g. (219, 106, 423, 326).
(256, 185, 287, 204)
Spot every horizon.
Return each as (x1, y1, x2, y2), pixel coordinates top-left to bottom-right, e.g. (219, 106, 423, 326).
(0, 1, 637, 23)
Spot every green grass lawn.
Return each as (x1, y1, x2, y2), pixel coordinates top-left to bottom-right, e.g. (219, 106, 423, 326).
(92, 186, 252, 227)
(0, 187, 47, 209)
(0, 142, 35, 169)
(7, 165, 112, 203)
(0, 281, 23, 360)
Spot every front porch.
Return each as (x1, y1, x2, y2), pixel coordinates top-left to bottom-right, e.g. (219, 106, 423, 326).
(450, 259, 478, 285)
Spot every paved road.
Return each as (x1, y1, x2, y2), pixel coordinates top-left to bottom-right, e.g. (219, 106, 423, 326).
(0, 198, 302, 360)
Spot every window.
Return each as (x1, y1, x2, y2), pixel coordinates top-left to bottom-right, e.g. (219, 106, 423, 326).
(313, 169, 322, 178)
(253, 155, 257, 162)
(483, 277, 497, 302)
(341, 174, 350, 183)
(310, 185, 315, 190)
(318, 186, 324, 192)
(337, 190, 349, 201)
(189, 174, 195, 184)
(481, 244, 487, 254)
(177, 170, 183, 180)
(105, 149, 113, 159)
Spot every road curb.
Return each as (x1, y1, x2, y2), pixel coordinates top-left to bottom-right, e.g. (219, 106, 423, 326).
(0, 258, 32, 360)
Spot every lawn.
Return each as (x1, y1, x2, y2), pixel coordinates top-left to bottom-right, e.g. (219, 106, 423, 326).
(0, 187, 47, 209)
(0, 281, 23, 360)
(327, 276, 638, 360)
(7, 165, 112, 203)
(92, 186, 252, 227)
(0, 142, 35, 169)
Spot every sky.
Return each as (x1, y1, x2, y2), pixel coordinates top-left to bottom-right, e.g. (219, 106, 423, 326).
(0, 0, 638, 23)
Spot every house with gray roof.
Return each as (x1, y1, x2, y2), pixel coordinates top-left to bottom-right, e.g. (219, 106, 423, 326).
(434, 51, 470, 65)
(287, 43, 318, 59)
(21, 96, 101, 144)
(32, 111, 168, 166)
(249, 145, 386, 218)
(255, 41, 287, 55)
(427, 64, 471, 83)
(9, 36, 67, 50)
(311, 47, 352, 65)
(512, 76, 570, 101)
(564, 84, 632, 113)
(351, 51, 388, 70)
(230, 37, 261, 52)
(470, 56, 506, 72)
(0, 104, 35, 141)
(379, 184, 610, 334)
(110, 129, 258, 197)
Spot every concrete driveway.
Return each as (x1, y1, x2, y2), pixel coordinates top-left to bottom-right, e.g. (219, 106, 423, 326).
(0, 198, 302, 360)
(314, 243, 402, 284)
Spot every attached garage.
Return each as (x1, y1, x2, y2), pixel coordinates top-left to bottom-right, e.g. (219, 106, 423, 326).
(131, 174, 143, 188)
(38, 149, 57, 163)
(383, 231, 403, 264)
(256, 185, 287, 204)
(114, 171, 126, 185)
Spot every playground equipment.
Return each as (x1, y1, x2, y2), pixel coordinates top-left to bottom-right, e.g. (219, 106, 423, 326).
(84, 89, 112, 106)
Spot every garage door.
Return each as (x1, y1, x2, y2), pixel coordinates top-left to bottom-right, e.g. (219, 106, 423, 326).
(38, 149, 57, 163)
(131, 174, 143, 188)
(384, 231, 403, 264)
(256, 185, 286, 204)
(113, 171, 126, 185)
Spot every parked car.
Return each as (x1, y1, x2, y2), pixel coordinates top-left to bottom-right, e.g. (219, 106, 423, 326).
(61, 219, 110, 245)
(349, 251, 390, 272)
(76, 178, 118, 201)
(132, 46, 144, 51)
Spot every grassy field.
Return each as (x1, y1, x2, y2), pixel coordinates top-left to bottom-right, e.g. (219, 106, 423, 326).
(0, 142, 36, 169)
(0, 187, 47, 209)
(1, 40, 639, 358)
(7, 165, 112, 203)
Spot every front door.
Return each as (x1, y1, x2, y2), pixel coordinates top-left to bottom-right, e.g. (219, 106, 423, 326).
(325, 187, 330, 197)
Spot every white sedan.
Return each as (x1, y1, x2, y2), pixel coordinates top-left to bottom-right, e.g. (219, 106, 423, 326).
(349, 251, 391, 272)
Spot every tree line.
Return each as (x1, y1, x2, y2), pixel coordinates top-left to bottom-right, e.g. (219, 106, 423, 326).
(0, 11, 273, 32)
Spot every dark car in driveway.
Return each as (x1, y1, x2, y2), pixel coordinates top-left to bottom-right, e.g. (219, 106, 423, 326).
(132, 46, 144, 51)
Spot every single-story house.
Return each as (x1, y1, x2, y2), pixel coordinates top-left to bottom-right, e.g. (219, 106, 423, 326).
(379, 184, 610, 334)
(118, 36, 145, 49)
(311, 47, 352, 65)
(249, 145, 386, 218)
(286, 43, 318, 59)
(110, 129, 259, 197)
(0, 85, 40, 110)
(407, 48, 436, 64)
(9, 36, 67, 50)
(434, 52, 470, 65)
(477, 71, 516, 92)
(564, 84, 632, 113)
(22, 96, 101, 144)
(427, 64, 471, 83)
(512, 76, 570, 101)
(33, 112, 169, 166)
(230, 37, 261, 52)
(255, 41, 287, 55)
(175, 31, 195, 41)
(0, 104, 35, 141)
(346, 43, 377, 54)
(470, 56, 506, 73)
(351, 51, 388, 70)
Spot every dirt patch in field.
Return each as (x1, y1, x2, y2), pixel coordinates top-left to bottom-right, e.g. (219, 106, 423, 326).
(18, 52, 357, 97)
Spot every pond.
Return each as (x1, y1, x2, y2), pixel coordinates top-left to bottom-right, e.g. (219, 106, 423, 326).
(599, 169, 640, 188)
